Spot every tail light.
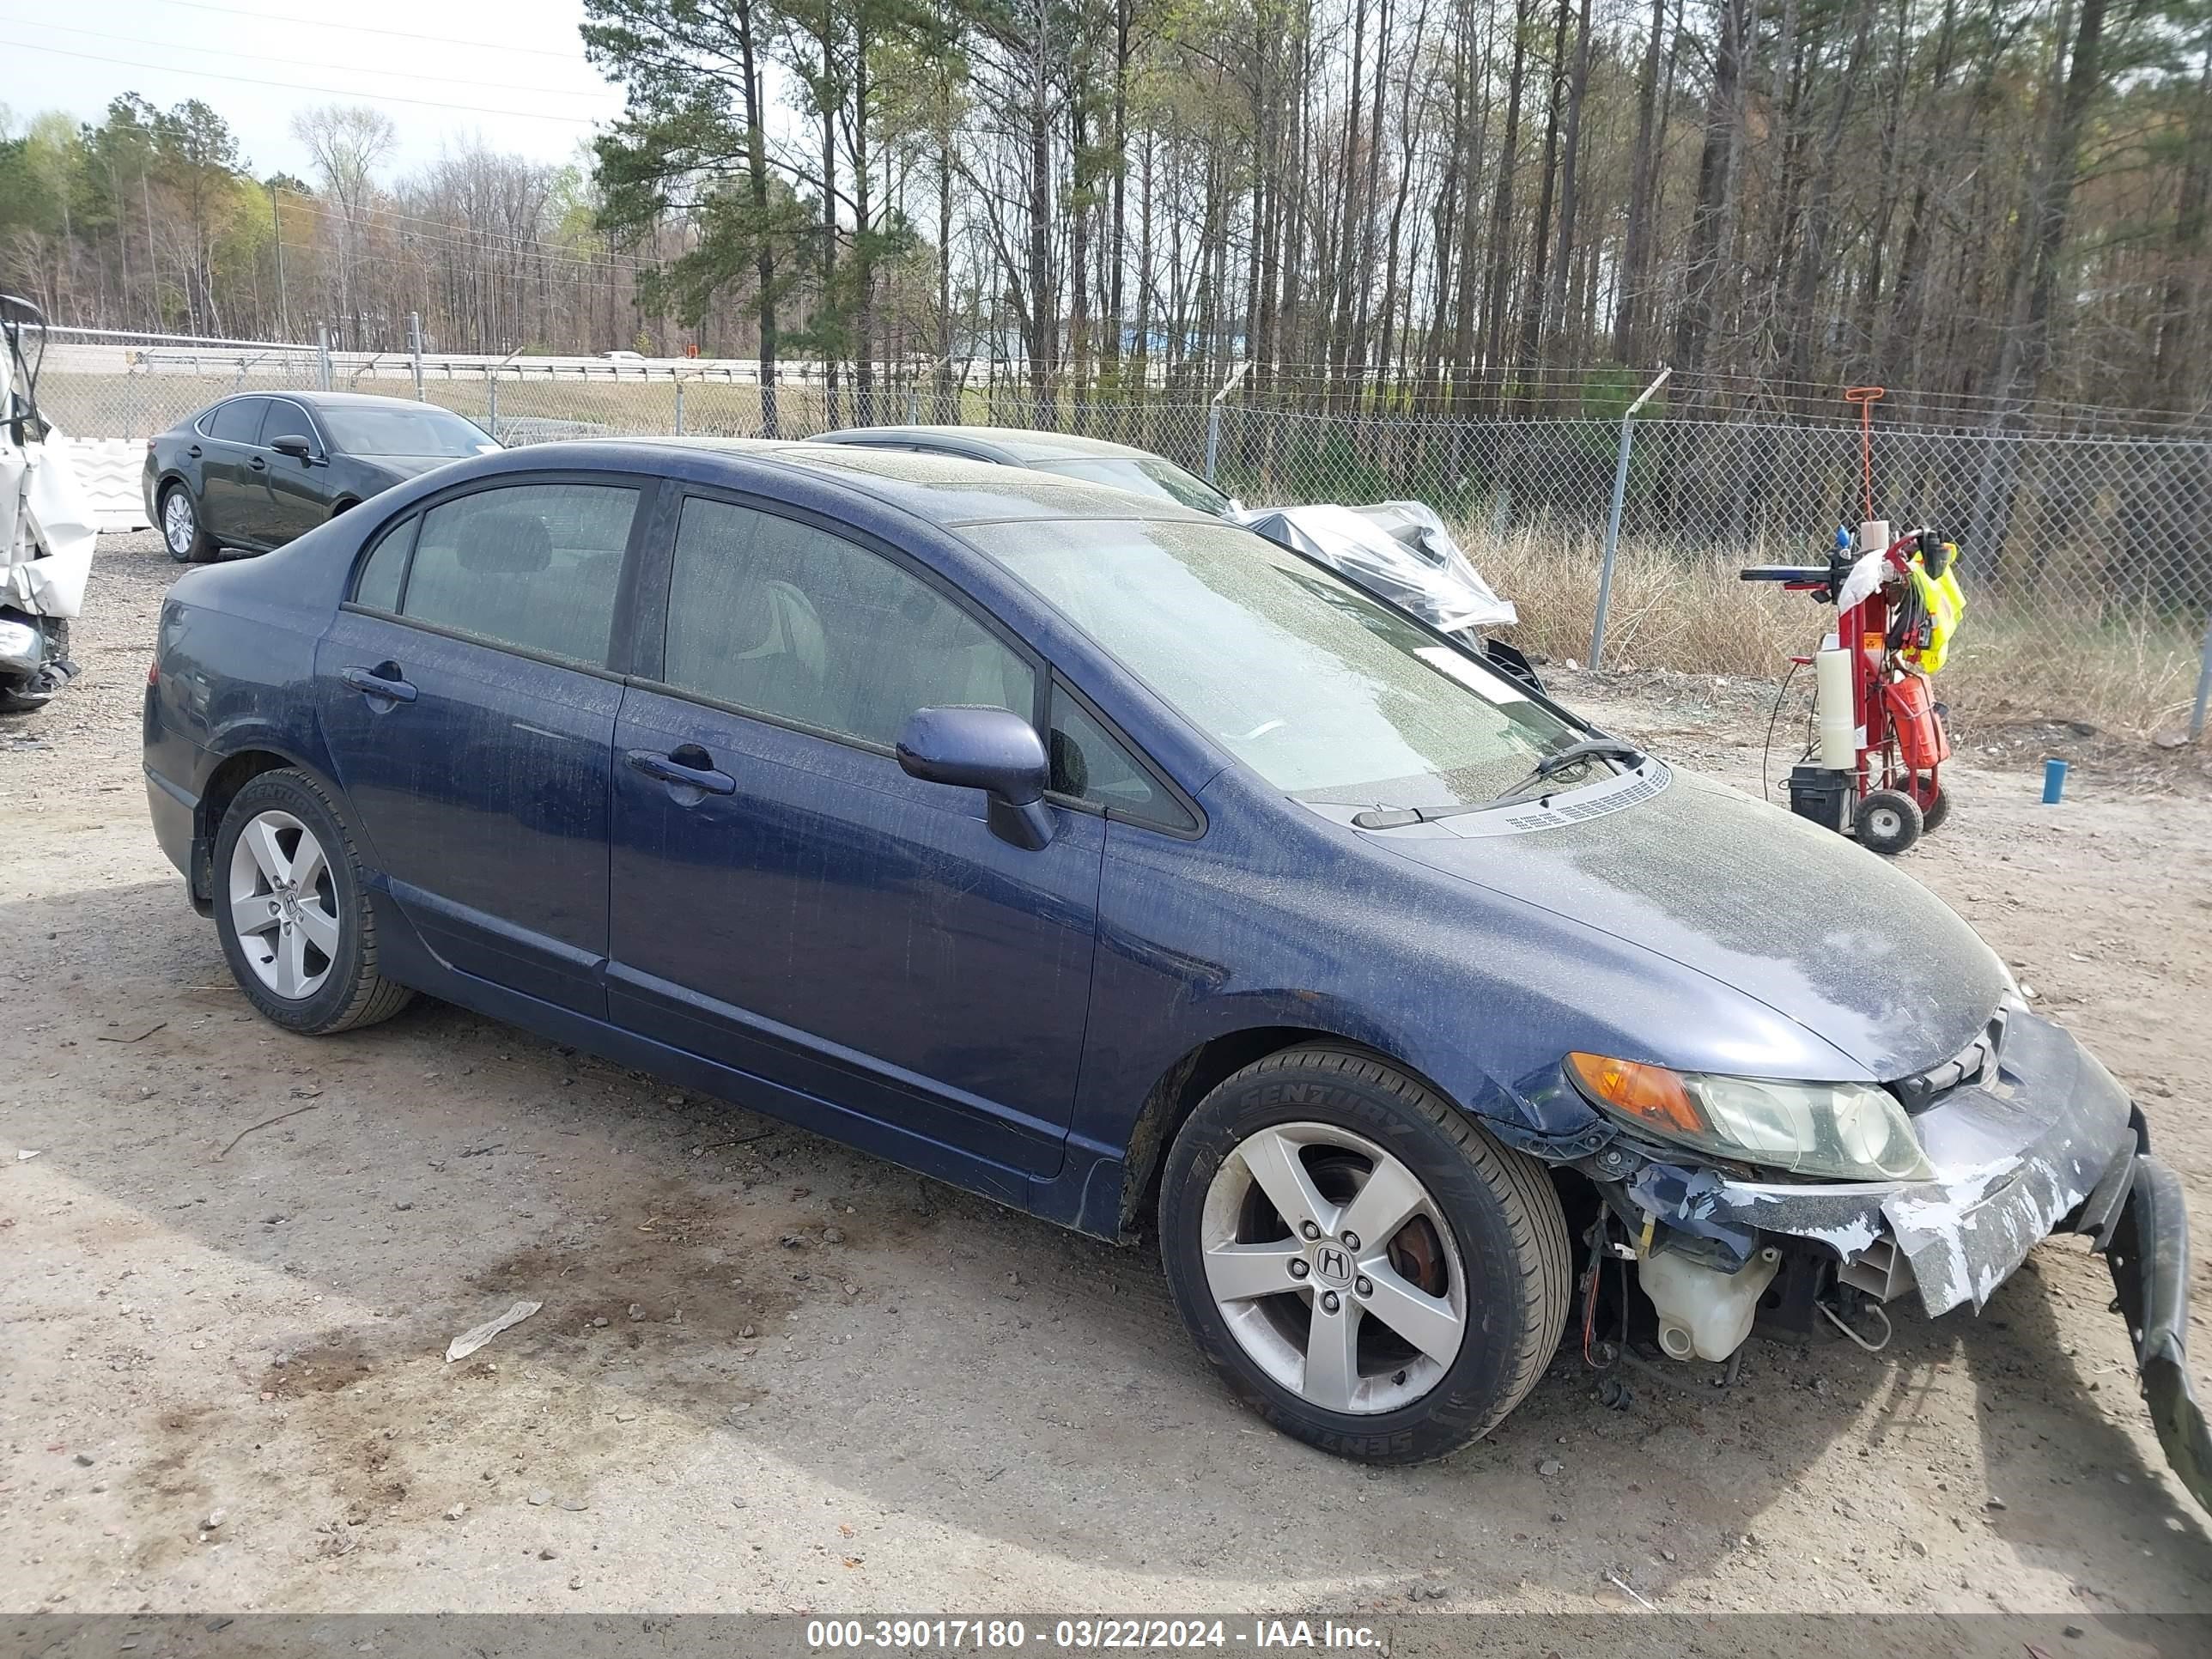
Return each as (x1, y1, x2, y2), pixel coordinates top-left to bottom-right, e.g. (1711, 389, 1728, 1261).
(147, 657, 159, 687)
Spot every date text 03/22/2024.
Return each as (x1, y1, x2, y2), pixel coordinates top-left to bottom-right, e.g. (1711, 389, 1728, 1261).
(802, 1619, 1383, 1650)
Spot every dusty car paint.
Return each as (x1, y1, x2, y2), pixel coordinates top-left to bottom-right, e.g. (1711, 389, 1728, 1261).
(142, 438, 2207, 1508)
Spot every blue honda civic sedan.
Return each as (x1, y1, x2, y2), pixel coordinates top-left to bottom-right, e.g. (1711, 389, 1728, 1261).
(143, 440, 2202, 1486)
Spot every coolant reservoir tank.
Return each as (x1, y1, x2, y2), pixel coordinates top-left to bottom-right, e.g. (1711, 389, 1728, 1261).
(1639, 1246, 1782, 1363)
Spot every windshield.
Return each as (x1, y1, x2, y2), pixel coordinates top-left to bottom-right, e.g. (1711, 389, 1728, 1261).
(964, 520, 1589, 812)
(321, 405, 498, 459)
(1030, 456, 1231, 515)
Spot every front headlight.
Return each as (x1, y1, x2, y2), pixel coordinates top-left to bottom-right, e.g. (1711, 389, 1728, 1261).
(1567, 1052, 1934, 1182)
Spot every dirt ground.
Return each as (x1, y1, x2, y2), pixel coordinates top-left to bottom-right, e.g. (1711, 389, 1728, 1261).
(3, 532, 2209, 1618)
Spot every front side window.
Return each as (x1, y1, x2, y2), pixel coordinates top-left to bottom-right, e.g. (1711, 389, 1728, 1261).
(664, 495, 1034, 748)
(322, 404, 497, 459)
(398, 483, 638, 665)
(258, 400, 317, 448)
(967, 520, 1589, 815)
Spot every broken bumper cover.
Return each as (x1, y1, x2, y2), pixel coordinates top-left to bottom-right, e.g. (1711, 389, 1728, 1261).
(1691, 1010, 2135, 1316)
(1625, 1008, 2209, 1510)
(2106, 1151, 2212, 1513)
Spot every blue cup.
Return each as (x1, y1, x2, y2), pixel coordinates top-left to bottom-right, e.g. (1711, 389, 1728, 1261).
(2042, 758, 2069, 804)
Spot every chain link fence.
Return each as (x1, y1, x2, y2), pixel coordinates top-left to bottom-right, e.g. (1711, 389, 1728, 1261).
(33, 328, 2212, 743)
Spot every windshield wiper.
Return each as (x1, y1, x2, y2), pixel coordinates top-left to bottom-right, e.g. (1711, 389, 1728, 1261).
(1345, 737, 1644, 830)
(1490, 737, 1646, 804)
(1350, 804, 1431, 830)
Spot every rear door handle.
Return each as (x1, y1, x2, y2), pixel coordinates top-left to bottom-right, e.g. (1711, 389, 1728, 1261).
(625, 748, 735, 797)
(341, 665, 417, 704)
(186, 444, 202, 458)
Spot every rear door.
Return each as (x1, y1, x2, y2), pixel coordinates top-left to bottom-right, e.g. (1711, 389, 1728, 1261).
(315, 475, 654, 1014)
(198, 397, 268, 543)
(605, 492, 1103, 1192)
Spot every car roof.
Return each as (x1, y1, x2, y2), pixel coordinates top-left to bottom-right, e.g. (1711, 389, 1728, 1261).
(812, 424, 1182, 465)
(205, 389, 467, 412)
(526, 437, 1220, 529)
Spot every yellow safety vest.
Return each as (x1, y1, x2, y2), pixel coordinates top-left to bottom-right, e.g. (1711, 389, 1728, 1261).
(1905, 546, 1965, 674)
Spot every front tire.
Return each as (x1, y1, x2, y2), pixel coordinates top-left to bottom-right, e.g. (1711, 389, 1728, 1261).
(1158, 1045, 1571, 1464)
(161, 483, 217, 564)
(212, 769, 415, 1035)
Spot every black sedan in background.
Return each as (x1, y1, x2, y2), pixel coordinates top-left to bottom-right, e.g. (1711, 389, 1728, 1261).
(810, 423, 1235, 515)
(144, 390, 499, 563)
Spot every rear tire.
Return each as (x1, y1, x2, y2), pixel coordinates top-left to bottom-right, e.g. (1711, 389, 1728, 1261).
(212, 769, 415, 1036)
(161, 483, 217, 565)
(1917, 783, 1952, 834)
(1158, 1044, 1571, 1465)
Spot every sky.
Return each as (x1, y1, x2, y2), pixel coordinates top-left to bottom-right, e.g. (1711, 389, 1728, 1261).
(0, 0, 630, 179)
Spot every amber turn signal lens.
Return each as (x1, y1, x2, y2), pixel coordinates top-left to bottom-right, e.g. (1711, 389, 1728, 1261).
(1566, 1052, 1710, 1137)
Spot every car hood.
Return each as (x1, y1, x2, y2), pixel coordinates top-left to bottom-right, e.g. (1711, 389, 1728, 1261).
(1365, 768, 2007, 1080)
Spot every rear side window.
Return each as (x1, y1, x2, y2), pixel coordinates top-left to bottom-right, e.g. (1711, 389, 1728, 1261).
(396, 483, 638, 666)
(663, 495, 1033, 747)
(1049, 685, 1195, 832)
(204, 398, 265, 443)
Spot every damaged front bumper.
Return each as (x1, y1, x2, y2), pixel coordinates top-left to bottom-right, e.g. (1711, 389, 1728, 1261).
(1597, 1008, 2210, 1511)
(2106, 1148, 2212, 1513)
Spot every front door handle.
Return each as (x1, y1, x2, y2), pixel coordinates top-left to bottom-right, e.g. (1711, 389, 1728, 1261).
(341, 664, 417, 704)
(625, 748, 735, 797)
(249, 455, 268, 472)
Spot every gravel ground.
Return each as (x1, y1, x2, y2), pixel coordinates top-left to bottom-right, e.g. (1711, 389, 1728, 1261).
(2, 532, 2208, 1617)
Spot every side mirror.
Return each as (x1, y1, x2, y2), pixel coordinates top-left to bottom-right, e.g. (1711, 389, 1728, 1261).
(896, 705, 1055, 850)
(270, 433, 316, 461)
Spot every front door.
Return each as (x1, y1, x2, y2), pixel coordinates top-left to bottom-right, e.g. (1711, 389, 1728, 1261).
(252, 397, 331, 545)
(607, 495, 1103, 1193)
(315, 477, 650, 1014)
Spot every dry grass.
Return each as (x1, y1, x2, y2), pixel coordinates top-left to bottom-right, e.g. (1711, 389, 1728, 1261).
(1469, 527, 2207, 742)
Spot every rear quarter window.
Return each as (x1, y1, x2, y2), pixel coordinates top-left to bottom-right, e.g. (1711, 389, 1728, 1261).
(351, 516, 417, 612)
(204, 399, 265, 443)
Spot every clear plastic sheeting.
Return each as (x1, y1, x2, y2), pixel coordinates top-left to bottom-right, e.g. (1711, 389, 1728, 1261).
(1, 426, 100, 619)
(1230, 499, 1518, 635)
(4, 302, 99, 620)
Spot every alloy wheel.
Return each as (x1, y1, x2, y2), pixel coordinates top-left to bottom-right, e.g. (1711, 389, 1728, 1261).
(1199, 1121, 1468, 1414)
(227, 809, 341, 1000)
(162, 491, 196, 557)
